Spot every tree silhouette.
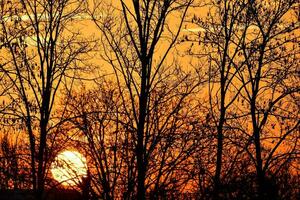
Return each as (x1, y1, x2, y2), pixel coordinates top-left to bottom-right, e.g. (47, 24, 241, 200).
(188, 0, 250, 197)
(237, 1, 299, 199)
(87, 0, 196, 199)
(0, 0, 92, 198)
(0, 0, 299, 199)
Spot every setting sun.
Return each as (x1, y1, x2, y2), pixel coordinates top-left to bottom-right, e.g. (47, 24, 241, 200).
(50, 151, 87, 186)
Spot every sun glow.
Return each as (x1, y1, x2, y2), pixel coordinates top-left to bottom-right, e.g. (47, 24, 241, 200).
(50, 151, 87, 186)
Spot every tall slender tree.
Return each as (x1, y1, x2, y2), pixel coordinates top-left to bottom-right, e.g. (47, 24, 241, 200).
(88, 0, 196, 198)
(238, 0, 300, 198)
(189, 0, 249, 197)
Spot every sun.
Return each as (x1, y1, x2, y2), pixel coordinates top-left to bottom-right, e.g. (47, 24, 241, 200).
(50, 150, 87, 186)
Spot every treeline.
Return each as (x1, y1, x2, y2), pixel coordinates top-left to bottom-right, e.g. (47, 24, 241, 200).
(0, 0, 299, 200)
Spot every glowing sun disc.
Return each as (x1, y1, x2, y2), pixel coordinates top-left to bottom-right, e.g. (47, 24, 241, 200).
(51, 150, 87, 186)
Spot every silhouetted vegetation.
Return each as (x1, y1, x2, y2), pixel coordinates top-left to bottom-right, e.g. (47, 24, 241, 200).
(0, 0, 299, 199)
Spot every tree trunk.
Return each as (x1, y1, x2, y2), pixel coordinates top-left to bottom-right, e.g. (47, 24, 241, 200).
(37, 92, 50, 199)
(136, 101, 147, 200)
(254, 128, 266, 199)
(37, 120, 47, 200)
(26, 116, 37, 192)
(136, 59, 148, 200)
(214, 120, 224, 196)
(214, 61, 227, 198)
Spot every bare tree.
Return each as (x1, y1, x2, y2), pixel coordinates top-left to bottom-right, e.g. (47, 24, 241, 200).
(185, 0, 300, 198)
(186, 0, 250, 197)
(0, 0, 92, 198)
(87, 0, 197, 199)
(236, 0, 300, 199)
(0, 0, 299, 199)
